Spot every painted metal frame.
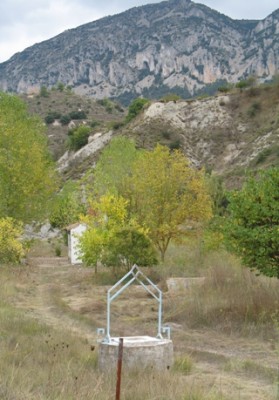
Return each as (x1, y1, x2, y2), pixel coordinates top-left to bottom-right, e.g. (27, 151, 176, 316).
(100, 264, 167, 342)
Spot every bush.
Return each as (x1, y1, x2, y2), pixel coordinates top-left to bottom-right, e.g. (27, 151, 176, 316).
(109, 120, 125, 130)
(89, 120, 100, 128)
(67, 125, 91, 151)
(236, 80, 249, 89)
(69, 110, 87, 120)
(59, 114, 72, 125)
(169, 139, 182, 150)
(125, 97, 150, 123)
(247, 101, 261, 117)
(45, 111, 62, 124)
(39, 86, 49, 97)
(0, 218, 25, 264)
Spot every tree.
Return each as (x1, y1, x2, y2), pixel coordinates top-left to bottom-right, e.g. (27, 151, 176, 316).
(0, 218, 25, 264)
(79, 194, 157, 272)
(130, 145, 212, 261)
(79, 194, 130, 271)
(90, 136, 139, 197)
(49, 180, 86, 229)
(223, 168, 279, 278)
(102, 228, 158, 271)
(0, 92, 58, 223)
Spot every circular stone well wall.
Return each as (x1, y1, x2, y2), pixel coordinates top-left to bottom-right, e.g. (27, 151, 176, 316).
(98, 336, 173, 371)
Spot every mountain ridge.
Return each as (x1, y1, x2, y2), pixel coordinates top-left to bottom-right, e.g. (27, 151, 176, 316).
(0, 0, 278, 103)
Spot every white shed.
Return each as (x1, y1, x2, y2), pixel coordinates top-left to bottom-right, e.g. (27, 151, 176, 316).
(66, 223, 87, 265)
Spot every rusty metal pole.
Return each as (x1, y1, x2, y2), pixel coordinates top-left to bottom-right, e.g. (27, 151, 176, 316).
(115, 338, 124, 400)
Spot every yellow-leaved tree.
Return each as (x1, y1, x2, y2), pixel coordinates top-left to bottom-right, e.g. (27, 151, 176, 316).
(130, 145, 212, 261)
(79, 194, 158, 272)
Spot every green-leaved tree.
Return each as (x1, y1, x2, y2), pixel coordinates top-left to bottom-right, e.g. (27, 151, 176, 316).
(224, 168, 279, 278)
(0, 92, 58, 223)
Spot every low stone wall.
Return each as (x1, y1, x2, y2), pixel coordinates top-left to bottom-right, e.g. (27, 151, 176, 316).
(166, 277, 205, 291)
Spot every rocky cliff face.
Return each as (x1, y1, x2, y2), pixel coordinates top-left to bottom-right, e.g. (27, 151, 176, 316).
(0, 0, 278, 103)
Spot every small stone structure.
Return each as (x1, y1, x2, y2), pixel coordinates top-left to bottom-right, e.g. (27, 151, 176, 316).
(97, 265, 173, 371)
(98, 336, 173, 371)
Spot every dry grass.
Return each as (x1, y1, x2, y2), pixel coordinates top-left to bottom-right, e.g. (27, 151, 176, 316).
(164, 248, 279, 338)
(1, 239, 278, 399)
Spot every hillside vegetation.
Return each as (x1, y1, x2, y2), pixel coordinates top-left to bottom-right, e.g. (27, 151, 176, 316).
(21, 87, 125, 160)
(28, 80, 279, 186)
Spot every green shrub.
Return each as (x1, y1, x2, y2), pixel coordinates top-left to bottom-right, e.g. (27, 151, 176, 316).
(109, 120, 125, 130)
(169, 139, 182, 150)
(89, 120, 100, 128)
(69, 110, 87, 120)
(45, 111, 62, 124)
(60, 114, 72, 125)
(39, 85, 49, 97)
(67, 125, 91, 151)
(236, 80, 249, 89)
(247, 101, 261, 117)
(125, 97, 150, 122)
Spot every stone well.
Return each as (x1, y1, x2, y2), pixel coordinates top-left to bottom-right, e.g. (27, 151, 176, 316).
(98, 336, 173, 371)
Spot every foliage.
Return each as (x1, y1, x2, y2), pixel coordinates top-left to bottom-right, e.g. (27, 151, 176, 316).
(45, 111, 61, 124)
(96, 98, 114, 113)
(247, 101, 261, 117)
(130, 145, 212, 261)
(223, 168, 279, 278)
(79, 194, 157, 270)
(125, 97, 150, 123)
(160, 93, 181, 103)
(59, 114, 71, 125)
(67, 125, 91, 151)
(49, 181, 86, 229)
(0, 218, 25, 264)
(217, 85, 231, 93)
(56, 82, 65, 92)
(235, 80, 250, 89)
(206, 174, 228, 216)
(91, 136, 139, 197)
(39, 85, 49, 97)
(0, 92, 58, 223)
(102, 228, 158, 270)
(68, 110, 87, 120)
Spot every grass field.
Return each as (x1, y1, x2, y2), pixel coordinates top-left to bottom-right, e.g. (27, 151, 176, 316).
(0, 240, 278, 399)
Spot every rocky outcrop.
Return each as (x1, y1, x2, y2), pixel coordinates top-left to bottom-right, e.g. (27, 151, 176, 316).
(1, 0, 277, 103)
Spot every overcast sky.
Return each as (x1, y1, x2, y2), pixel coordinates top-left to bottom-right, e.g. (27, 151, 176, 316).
(0, 0, 278, 63)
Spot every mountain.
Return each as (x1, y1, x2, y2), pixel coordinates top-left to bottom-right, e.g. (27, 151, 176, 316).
(0, 0, 278, 103)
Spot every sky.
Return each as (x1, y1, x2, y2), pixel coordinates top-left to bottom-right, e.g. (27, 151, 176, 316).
(0, 0, 278, 63)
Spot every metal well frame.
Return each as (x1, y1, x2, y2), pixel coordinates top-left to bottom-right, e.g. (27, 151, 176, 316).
(98, 264, 170, 342)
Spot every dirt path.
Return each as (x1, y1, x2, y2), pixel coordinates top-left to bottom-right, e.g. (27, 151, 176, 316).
(13, 257, 279, 400)
(14, 258, 99, 343)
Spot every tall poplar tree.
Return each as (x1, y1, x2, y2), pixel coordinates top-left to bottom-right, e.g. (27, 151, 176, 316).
(0, 92, 57, 223)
